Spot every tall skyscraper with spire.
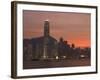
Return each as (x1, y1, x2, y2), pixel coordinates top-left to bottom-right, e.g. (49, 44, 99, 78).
(43, 20, 50, 59)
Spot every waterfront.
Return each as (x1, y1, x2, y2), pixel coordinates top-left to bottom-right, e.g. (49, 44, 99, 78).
(23, 58, 90, 69)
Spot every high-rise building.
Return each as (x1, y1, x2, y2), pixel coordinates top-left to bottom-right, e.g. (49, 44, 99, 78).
(43, 20, 50, 59)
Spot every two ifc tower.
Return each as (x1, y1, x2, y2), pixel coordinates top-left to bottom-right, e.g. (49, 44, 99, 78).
(43, 20, 58, 59)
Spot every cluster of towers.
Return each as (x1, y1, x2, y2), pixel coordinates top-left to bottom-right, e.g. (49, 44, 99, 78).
(23, 20, 90, 61)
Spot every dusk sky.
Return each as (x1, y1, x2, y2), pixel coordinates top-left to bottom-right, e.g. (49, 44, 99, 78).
(23, 10, 91, 48)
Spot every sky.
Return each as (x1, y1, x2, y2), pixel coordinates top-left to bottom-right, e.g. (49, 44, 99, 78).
(23, 10, 91, 48)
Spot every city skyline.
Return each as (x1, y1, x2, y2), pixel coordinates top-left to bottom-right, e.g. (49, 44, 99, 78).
(23, 10, 91, 48)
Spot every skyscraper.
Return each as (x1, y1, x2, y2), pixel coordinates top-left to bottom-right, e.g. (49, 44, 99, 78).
(43, 20, 50, 59)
